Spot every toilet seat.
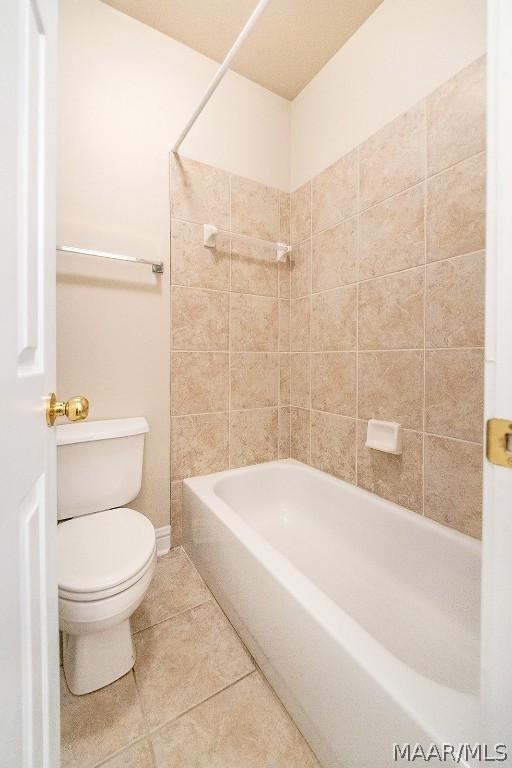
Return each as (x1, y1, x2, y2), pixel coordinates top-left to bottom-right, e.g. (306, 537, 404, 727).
(58, 507, 156, 602)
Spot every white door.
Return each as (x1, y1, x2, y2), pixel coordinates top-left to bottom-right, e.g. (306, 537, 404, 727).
(481, 0, 512, 756)
(0, 1, 59, 766)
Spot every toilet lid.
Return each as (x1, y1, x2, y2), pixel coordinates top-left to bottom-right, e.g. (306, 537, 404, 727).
(58, 507, 156, 595)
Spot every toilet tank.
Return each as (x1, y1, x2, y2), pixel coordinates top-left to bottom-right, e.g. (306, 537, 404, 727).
(56, 417, 149, 521)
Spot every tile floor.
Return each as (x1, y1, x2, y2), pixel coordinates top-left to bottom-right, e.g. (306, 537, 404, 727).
(60, 547, 320, 768)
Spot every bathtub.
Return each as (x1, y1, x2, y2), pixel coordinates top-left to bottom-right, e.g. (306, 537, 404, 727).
(183, 459, 481, 768)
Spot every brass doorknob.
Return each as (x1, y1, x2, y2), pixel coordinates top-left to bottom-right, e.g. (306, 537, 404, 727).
(46, 393, 90, 427)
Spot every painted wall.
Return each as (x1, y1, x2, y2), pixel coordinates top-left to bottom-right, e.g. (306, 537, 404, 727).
(291, 0, 487, 189)
(56, 0, 290, 532)
(289, 57, 486, 538)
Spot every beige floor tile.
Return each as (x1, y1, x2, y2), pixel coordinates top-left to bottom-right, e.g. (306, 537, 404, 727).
(151, 672, 319, 768)
(99, 739, 154, 768)
(134, 602, 254, 729)
(60, 671, 145, 768)
(131, 549, 211, 634)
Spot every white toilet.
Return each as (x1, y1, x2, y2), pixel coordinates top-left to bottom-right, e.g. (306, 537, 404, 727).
(56, 417, 156, 696)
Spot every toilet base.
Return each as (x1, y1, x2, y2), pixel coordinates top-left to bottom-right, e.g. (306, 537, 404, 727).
(63, 619, 135, 695)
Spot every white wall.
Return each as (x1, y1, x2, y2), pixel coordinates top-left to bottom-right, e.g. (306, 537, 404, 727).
(57, 0, 290, 532)
(290, 0, 487, 190)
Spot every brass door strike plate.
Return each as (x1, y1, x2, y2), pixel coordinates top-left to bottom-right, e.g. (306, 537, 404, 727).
(486, 418, 512, 467)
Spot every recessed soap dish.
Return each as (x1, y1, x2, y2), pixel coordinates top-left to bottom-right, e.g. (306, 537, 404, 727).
(365, 419, 402, 455)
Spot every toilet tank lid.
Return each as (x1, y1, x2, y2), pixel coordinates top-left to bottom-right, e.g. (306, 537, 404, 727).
(56, 417, 149, 446)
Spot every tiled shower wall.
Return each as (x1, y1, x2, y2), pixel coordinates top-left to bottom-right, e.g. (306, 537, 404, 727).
(289, 56, 486, 538)
(170, 156, 291, 544)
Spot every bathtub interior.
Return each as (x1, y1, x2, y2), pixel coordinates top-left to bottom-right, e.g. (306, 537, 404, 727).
(212, 461, 481, 696)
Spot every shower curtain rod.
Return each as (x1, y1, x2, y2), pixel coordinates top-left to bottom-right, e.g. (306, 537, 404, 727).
(171, 0, 272, 153)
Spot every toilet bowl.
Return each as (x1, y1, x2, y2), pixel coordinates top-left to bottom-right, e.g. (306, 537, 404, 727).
(56, 418, 156, 695)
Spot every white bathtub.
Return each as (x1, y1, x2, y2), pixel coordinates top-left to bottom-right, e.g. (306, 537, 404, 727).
(183, 459, 481, 768)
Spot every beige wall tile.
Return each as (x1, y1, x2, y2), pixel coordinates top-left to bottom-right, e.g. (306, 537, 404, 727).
(279, 406, 291, 459)
(358, 267, 424, 350)
(230, 353, 279, 410)
(279, 299, 290, 352)
(312, 217, 358, 292)
(290, 297, 310, 352)
(279, 191, 291, 243)
(427, 152, 486, 262)
(171, 351, 229, 415)
(290, 407, 310, 464)
(279, 260, 291, 298)
(359, 103, 426, 209)
(231, 238, 278, 297)
(426, 251, 485, 348)
(311, 411, 356, 483)
(357, 422, 423, 512)
(172, 287, 229, 351)
(425, 349, 484, 443)
(151, 672, 319, 768)
(230, 408, 278, 468)
(171, 155, 230, 228)
(132, 548, 210, 633)
(171, 219, 230, 290)
(279, 353, 290, 405)
(171, 481, 183, 547)
(311, 352, 356, 416)
(424, 435, 482, 538)
(60, 671, 144, 768)
(311, 150, 357, 234)
(134, 602, 254, 729)
(290, 353, 310, 409)
(310, 286, 357, 351)
(358, 351, 424, 430)
(171, 413, 229, 481)
(290, 238, 312, 298)
(427, 56, 486, 176)
(290, 181, 311, 244)
(230, 294, 278, 352)
(358, 185, 425, 280)
(231, 175, 279, 241)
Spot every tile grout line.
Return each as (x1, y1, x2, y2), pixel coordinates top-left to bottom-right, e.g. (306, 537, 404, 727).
(171, 345, 484, 356)
(228, 171, 232, 470)
(169, 243, 485, 299)
(91, 734, 150, 768)
(147, 670, 257, 740)
(289, 407, 483, 447)
(131, 597, 213, 636)
(289, 146, 486, 232)
(422, 103, 429, 518)
(355, 145, 361, 487)
(308, 182, 313, 464)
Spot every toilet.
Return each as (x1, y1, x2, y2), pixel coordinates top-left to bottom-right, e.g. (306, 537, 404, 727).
(56, 417, 156, 696)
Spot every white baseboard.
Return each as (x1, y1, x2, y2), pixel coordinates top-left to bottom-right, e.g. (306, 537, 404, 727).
(155, 525, 171, 556)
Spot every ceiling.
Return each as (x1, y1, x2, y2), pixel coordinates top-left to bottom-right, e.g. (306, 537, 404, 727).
(100, 0, 383, 100)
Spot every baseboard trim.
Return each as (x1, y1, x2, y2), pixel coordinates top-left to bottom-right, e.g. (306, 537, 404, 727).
(155, 525, 171, 556)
